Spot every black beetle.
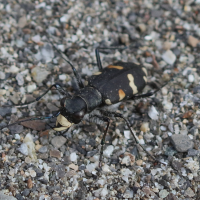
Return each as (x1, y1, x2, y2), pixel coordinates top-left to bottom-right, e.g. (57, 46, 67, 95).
(1, 43, 166, 166)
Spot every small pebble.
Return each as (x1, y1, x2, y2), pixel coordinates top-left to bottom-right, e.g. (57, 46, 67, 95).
(170, 134, 194, 152)
(148, 106, 159, 120)
(159, 189, 169, 198)
(51, 136, 67, 148)
(70, 152, 77, 162)
(162, 50, 176, 65)
(188, 35, 199, 47)
(140, 122, 149, 132)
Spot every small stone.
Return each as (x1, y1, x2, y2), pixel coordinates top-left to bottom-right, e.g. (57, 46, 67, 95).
(51, 136, 67, 148)
(103, 145, 114, 157)
(159, 189, 169, 198)
(69, 163, 78, 171)
(25, 157, 32, 163)
(27, 83, 37, 93)
(70, 152, 77, 162)
(29, 170, 36, 177)
(182, 111, 193, 119)
(18, 15, 27, 28)
(27, 178, 33, 188)
(163, 41, 171, 50)
(184, 187, 195, 197)
(0, 71, 5, 79)
(38, 146, 48, 153)
(0, 89, 6, 96)
(31, 65, 50, 84)
(137, 23, 146, 32)
(171, 160, 183, 171)
(50, 150, 61, 159)
(56, 164, 65, 178)
(140, 122, 149, 132)
(188, 74, 194, 82)
(23, 189, 30, 197)
(32, 35, 41, 43)
(148, 106, 159, 120)
(170, 135, 194, 152)
(162, 50, 176, 65)
(59, 74, 67, 80)
(188, 35, 199, 47)
(21, 120, 46, 131)
(120, 34, 129, 45)
(16, 73, 24, 86)
(136, 159, 143, 166)
(0, 191, 17, 200)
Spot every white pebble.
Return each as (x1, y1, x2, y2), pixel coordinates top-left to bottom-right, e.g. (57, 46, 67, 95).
(124, 130, 131, 139)
(102, 164, 111, 172)
(140, 122, 149, 132)
(27, 83, 37, 93)
(103, 145, 114, 157)
(162, 50, 176, 65)
(18, 143, 28, 155)
(188, 74, 194, 82)
(148, 106, 159, 120)
(0, 71, 5, 79)
(70, 152, 77, 162)
(59, 74, 67, 80)
(32, 35, 41, 43)
(15, 134, 20, 140)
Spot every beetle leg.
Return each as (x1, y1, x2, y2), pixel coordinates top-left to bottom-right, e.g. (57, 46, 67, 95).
(95, 48, 103, 71)
(99, 110, 165, 165)
(133, 80, 170, 99)
(91, 115, 110, 168)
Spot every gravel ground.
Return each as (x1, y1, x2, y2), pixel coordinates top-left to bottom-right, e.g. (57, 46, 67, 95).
(1, 0, 200, 199)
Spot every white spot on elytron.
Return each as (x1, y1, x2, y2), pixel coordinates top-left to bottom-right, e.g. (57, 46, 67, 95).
(142, 67, 148, 76)
(127, 74, 138, 94)
(93, 72, 102, 75)
(105, 99, 112, 105)
(53, 114, 73, 131)
(134, 62, 140, 65)
(143, 76, 147, 83)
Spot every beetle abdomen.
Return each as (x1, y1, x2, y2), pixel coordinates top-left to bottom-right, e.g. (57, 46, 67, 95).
(88, 61, 147, 105)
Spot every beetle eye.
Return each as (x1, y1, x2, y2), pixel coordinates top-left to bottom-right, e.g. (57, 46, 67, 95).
(71, 109, 86, 124)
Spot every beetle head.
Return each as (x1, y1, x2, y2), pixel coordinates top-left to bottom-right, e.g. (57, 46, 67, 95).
(53, 97, 87, 131)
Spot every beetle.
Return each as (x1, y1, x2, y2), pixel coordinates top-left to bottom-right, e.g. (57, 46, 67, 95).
(1, 42, 165, 166)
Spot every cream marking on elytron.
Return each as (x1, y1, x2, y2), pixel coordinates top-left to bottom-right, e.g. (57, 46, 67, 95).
(107, 65, 123, 70)
(142, 67, 148, 76)
(93, 72, 102, 75)
(143, 76, 147, 83)
(127, 74, 138, 94)
(118, 89, 126, 101)
(53, 114, 73, 131)
(105, 99, 112, 105)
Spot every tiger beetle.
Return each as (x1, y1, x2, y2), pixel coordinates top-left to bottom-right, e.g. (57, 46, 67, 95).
(1, 40, 169, 167)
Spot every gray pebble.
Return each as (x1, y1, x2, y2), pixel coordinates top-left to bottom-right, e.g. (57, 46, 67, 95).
(16, 73, 24, 86)
(0, 191, 17, 200)
(170, 135, 194, 152)
(51, 136, 67, 148)
(38, 146, 48, 153)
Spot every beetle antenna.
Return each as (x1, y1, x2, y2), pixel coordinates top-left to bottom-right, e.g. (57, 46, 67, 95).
(0, 111, 60, 132)
(46, 35, 84, 89)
